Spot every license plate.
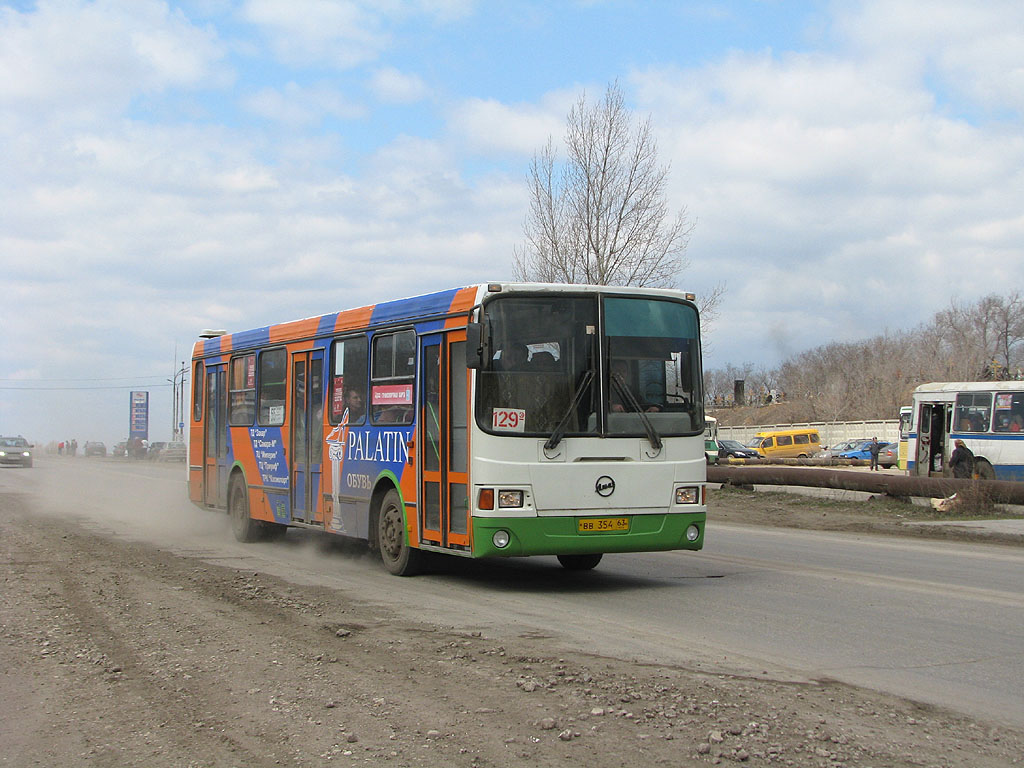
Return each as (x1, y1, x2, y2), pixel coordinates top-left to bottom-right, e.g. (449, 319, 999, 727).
(578, 517, 630, 533)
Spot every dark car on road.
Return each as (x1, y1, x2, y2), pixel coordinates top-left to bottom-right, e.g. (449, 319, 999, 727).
(717, 439, 761, 460)
(84, 441, 106, 457)
(0, 436, 33, 467)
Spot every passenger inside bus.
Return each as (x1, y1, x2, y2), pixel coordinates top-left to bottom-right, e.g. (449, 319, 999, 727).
(609, 360, 661, 413)
(343, 388, 365, 423)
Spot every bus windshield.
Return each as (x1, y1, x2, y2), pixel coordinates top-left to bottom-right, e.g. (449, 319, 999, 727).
(476, 293, 702, 438)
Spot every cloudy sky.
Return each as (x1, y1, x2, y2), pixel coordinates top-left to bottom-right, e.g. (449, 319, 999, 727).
(2, 0, 1023, 446)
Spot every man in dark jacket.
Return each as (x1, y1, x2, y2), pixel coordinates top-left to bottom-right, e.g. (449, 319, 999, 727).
(948, 439, 975, 479)
(868, 437, 882, 471)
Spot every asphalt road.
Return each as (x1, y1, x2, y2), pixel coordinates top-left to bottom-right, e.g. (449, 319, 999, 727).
(8, 456, 1024, 730)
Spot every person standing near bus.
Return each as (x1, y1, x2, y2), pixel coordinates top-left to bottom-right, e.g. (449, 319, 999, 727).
(949, 439, 975, 479)
(868, 436, 882, 471)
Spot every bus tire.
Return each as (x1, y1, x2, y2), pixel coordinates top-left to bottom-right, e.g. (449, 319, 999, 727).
(377, 489, 422, 576)
(229, 475, 261, 543)
(557, 553, 603, 571)
(975, 459, 996, 480)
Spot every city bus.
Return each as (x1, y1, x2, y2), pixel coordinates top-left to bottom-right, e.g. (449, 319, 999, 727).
(897, 405, 912, 470)
(703, 415, 718, 463)
(907, 381, 1024, 480)
(189, 283, 708, 575)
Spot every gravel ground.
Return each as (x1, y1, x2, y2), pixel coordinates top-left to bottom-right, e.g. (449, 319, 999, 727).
(2, 481, 1024, 767)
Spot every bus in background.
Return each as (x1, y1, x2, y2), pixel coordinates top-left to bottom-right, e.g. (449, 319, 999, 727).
(897, 405, 912, 470)
(703, 415, 719, 464)
(189, 283, 708, 575)
(907, 381, 1024, 480)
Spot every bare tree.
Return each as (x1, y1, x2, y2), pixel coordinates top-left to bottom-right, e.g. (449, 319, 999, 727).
(514, 82, 697, 290)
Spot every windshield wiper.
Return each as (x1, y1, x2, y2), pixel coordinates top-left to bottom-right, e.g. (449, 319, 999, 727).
(543, 369, 595, 452)
(610, 373, 663, 452)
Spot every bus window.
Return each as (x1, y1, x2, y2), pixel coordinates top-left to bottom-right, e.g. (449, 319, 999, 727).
(330, 336, 368, 425)
(257, 348, 287, 426)
(993, 392, 1024, 433)
(192, 362, 203, 422)
(229, 354, 256, 425)
(371, 330, 415, 425)
(954, 392, 991, 433)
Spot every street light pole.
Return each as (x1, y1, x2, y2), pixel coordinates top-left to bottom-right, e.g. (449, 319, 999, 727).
(170, 361, 188, 441)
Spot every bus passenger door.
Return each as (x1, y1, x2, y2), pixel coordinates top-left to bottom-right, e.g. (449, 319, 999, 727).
(291, 349, 324, 524)
(419, 331, 470, 550)
(203, 364, 227, 506)
(915, 402, 949, 476)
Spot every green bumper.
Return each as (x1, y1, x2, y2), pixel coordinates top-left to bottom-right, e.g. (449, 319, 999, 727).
(471, 511, 706, 558)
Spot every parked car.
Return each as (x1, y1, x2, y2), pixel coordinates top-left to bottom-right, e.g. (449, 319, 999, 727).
(112, 440, 128, 458)
(0, 436, 33, 467)
(147, 441, 167, 460)
(878, 442, 899, 468)
(161, 441, 187, 462)
(838, 440, 890, 461)
(717, 439, 760, 460)
(818, 439, 869, 459)
(83, 441, 106, 457)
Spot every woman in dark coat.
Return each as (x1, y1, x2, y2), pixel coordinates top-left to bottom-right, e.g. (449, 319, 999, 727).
(948, 439, 975, 479)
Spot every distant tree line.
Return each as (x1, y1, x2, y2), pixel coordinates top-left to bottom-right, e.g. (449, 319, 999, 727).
(705, 292, 1024, 423)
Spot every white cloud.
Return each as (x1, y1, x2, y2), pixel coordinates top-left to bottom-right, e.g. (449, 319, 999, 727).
(240, 0, 387, 69)
(242, 82, 366, 125)
(447, 95, 569, 155)
(369, 67, 430, 104)
(835, 0, 1024, 114)
(0, 0, 228, 119)
(628, 43, 1024, 366)
(238, 0, 475, 70)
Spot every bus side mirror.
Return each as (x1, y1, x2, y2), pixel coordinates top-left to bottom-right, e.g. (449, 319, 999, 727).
(466, 322, 484, 369)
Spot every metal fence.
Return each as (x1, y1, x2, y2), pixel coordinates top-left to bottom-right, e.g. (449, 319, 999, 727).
(717, 420, 900, 448)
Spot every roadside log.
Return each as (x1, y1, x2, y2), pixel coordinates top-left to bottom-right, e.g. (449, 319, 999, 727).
(707, 465, 1024, 505)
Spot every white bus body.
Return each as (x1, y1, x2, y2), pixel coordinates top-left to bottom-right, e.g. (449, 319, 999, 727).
(907, 381, 1024, 480)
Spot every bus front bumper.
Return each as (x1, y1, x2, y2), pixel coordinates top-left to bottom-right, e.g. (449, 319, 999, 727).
(471, 510, 706, 558)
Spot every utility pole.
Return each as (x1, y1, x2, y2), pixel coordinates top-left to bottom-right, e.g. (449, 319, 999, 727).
(169, 360, 188, 441)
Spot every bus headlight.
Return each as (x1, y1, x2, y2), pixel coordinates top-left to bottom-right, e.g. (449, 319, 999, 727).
(492, 530, 511, 548)
(675, 486, 699, 504)
(686, 524, 700, 542)
(498, 490, 524, 508)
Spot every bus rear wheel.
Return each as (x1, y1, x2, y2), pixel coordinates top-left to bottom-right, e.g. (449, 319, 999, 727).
(229, 476, 261, 543)
(377, 489, 423, 576)
(975, 459, 996, 480)
(557, 553, 603, 571)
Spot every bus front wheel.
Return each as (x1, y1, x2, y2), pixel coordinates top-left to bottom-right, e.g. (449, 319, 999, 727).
(975, 459, 996, 480)
(229, 476, 261, 543)
(557, 553, 603, 571)
(377, 489, 423, 576)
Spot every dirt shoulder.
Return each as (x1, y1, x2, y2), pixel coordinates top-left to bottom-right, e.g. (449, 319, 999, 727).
(709, 483, 1024, 546)
(3, 487, 1024, 767)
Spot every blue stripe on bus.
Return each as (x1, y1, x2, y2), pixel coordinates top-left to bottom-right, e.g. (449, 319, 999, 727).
(908, 432, 1024, 441)
(950, 432, 1024, 441)
(317, 312, 340, 339)
(369, 287, 462, 326)
(202, 335, 223, 356)
(228, 325, 272, 350)
(907, 460, 1024, 480)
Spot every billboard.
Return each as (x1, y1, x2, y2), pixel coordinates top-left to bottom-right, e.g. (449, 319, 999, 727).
(129, 391, 149, 440)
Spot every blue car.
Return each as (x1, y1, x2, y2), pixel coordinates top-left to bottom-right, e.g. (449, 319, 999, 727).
(838, 440, 889, 461)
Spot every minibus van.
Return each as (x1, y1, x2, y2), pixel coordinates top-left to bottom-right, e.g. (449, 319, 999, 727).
(746, 428, 821, 459)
